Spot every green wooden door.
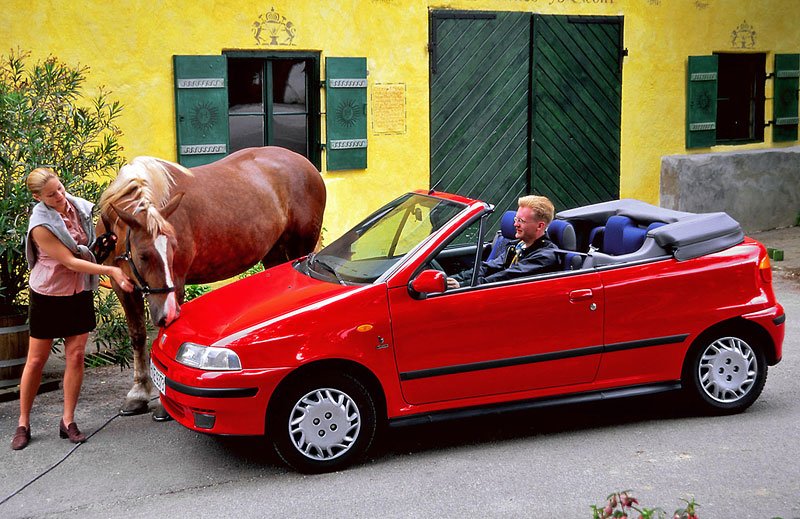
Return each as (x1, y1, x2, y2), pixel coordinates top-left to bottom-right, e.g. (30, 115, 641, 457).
(531, 15, 623, 209)
(429, 11, 532, 228)
(430, 12, 623, 220)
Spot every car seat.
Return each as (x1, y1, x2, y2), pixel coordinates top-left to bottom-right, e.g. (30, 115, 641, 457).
(486, 211, 517, 262)
(547, 219, 583, 270)
(603, 215, 648, 255)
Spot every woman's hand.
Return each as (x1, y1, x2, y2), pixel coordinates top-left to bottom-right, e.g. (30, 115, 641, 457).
(108, 266, 134, 293)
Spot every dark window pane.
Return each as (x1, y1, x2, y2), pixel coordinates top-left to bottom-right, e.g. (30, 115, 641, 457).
(229, 115, 264, 152)
(272, 114, 307, 155)
(716, 53, 765, 142)
(272, 60, 306, 112)
(228, 58, 264, 112)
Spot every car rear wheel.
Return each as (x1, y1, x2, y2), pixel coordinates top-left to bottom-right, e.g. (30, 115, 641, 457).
(269, 372, 377, 473)
(684, 331, 767, 414)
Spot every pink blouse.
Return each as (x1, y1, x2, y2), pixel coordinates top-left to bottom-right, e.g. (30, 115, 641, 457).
(29, 202, 89, 296)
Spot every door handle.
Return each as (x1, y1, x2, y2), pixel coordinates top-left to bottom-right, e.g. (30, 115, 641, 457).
(569, 289, 593, 302)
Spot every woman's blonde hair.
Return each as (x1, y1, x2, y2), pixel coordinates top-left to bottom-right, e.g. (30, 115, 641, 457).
(26, 167, 59, 195)
(518, 195, 555, 224)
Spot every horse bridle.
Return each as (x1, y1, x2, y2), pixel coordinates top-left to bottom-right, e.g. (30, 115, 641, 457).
(114, 228, 176, 295)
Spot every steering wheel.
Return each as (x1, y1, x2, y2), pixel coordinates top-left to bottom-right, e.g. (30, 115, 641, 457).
(428, 258, 445, 273)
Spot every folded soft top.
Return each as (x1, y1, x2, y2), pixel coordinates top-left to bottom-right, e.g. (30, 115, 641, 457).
(556, 199, 744, 261)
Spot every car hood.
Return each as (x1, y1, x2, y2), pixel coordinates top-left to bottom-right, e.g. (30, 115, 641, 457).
(167, 261, 355, 347)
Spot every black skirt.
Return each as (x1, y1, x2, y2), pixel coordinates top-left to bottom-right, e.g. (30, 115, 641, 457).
(28, 290, 96, 339)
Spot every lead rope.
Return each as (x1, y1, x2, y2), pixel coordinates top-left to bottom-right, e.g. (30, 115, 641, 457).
(0, 396, 158, 507)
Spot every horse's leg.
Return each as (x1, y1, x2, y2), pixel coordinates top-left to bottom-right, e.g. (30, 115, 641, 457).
(118, 291, 152, 416)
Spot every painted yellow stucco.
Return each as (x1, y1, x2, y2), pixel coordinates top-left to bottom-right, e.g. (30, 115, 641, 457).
(3, 0, 799, 240)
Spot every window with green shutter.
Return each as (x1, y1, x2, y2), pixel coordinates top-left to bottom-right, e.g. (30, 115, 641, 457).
(173, 52, 321, 169)
(773, 54, 799, 142)
(325, 57, 368, 171)
(685, 52, 800, 148)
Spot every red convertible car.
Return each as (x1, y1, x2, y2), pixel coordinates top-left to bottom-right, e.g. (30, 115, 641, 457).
(150, 191, 785, 473)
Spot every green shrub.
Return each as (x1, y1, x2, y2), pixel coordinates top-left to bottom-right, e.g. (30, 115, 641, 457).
(0, 48, 124, 313)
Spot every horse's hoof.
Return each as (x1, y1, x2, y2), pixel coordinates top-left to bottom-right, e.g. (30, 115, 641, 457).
(152, 405, 173, 422)
(119, 401, 149, 416)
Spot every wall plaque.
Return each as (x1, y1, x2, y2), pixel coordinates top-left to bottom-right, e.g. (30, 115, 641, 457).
(372, 83, 406, 135)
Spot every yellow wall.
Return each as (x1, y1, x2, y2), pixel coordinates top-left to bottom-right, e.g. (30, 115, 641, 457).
(3, 0, 798, 240)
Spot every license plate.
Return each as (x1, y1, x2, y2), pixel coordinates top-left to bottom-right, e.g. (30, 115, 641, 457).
(150, 359, 166, 395)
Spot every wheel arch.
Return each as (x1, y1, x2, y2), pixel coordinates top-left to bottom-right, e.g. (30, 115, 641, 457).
(266, 358, 388, 425)
(683, 316, 776, 378)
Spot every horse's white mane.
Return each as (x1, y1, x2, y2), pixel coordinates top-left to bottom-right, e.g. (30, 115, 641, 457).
(99, 156, 191, 237)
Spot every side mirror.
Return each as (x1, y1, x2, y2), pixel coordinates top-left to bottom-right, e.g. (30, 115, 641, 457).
(409, 269, 446, 298)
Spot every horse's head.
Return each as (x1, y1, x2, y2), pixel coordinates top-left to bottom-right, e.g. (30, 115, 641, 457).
(111, 193, 184, 328)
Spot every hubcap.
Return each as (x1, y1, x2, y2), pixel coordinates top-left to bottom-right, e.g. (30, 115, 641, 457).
(698, 336, 757, 403)
(288, 387, 361, 461)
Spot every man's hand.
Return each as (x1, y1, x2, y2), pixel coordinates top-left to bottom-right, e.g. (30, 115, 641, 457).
(446, 277, 460, 290)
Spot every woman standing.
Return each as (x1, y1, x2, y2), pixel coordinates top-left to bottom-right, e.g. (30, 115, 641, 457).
(10, 167, 134, 451)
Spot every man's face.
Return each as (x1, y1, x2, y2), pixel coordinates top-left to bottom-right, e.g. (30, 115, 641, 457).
(514, 206, 546, 245)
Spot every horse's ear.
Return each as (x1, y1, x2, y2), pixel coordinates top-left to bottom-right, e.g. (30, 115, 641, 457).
(160, 192, 185, 220)
(110, 203, 141, 229)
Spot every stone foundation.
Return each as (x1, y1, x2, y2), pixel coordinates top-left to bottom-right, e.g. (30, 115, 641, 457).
(660, 146, 800, 232)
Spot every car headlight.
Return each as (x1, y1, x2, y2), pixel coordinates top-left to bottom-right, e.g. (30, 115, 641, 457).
(176, 342, 242, 371)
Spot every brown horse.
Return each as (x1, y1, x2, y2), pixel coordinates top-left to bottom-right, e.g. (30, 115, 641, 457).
(97, 147, 326, 415)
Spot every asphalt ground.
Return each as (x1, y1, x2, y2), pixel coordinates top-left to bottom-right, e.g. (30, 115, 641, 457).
(0, 226, 798, 518)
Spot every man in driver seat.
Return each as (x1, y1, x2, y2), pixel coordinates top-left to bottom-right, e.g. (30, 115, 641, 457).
(446, 195, 559, 289)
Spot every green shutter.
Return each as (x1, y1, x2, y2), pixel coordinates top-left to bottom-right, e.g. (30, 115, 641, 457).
(325, 57, 367, 171)
(686, 55, 718, 149)
(773, 54, 799, 142)
(173, 55, 229, 167)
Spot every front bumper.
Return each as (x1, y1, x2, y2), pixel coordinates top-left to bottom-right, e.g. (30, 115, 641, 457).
(151, 347, 292, 435)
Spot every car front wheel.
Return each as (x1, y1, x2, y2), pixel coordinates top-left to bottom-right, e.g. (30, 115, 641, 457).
(269, 372, 377, 473)
(684, 332, 767, 414)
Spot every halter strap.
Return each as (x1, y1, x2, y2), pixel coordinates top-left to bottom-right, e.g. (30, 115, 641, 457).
(114, 228, 176, 295)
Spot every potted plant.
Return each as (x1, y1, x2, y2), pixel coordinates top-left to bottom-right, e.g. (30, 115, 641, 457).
(0, 49, 125, 382)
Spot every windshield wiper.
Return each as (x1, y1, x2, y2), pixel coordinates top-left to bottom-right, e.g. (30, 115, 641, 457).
(313, 257, 346, 286)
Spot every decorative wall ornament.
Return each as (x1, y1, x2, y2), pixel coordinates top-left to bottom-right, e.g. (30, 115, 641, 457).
(253, 7, 296, 46)
(190, 102, 219, 133)
(335, 99, 361, 128)
(731, 20, 756, 49)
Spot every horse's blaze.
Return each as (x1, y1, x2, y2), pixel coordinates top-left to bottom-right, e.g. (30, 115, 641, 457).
(155, 234, 179, 326)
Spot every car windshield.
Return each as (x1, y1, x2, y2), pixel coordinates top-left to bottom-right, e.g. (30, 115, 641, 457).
(302, 193, 466, 284)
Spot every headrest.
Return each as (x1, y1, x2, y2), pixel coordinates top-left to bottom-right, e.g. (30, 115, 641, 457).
(547, 219, 577, 251)
(500, 210, 517, 239)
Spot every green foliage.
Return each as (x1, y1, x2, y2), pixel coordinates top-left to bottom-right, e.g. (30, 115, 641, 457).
(184, 283, 211, 302)
(590, 491, 699, 519)
(85, 289, 132, 368)
(0, 49, 125, 312)
(238, 262, 265, 279)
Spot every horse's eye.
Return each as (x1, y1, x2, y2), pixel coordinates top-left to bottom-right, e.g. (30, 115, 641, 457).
(138, 253, 150, 263)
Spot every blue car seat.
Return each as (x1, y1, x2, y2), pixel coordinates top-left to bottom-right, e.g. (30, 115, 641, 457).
(486, 210, 517, 262)
(603, 215, 648, 255)
(547, 219, 582, 270)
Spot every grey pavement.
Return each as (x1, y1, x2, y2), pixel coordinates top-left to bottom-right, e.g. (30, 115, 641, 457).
(0, 226, 798, 518)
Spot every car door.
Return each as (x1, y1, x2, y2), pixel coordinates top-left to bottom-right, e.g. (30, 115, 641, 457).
(388, 270, 604, 405)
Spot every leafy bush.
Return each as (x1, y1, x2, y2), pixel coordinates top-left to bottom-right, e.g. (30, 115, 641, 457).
(0, 49, 124, 312)
(85, 289, 133, 368)
(184, 283, 211, 302)
(238, 263, 265, 279)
